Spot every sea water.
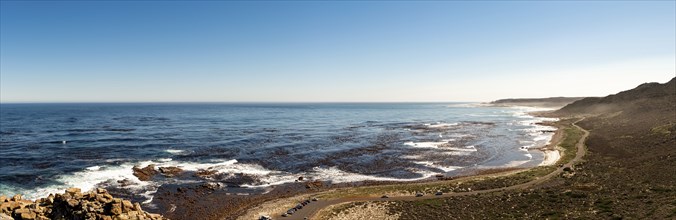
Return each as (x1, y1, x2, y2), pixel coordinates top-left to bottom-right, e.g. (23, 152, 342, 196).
(0, 103, 556, 202)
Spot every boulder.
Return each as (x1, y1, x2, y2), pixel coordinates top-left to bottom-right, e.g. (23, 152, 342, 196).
(133, 203, 142, 212)
(109, 202, 123, 215)
(132, 164, 158, 181)
(20, 211, 36, 220)
(96, 194, 109, 203)
(201, 182, 221, 190)
(117, 179, 135, 187)
(194, 169, 218, 178)
(158, 166, 183, 177)
(65, 188, 81, 196)
(13, 207, 30, 217)
(122, 200, 134, 212)
(0, 213, 12, 220)
(222, 173, 261, 186)
(66, 199, 79, 208)
(305, 180, 323, 189)
(0, 201, 20, 212)
(0, 188, 166, 220)
(46, 194, 54, 205)
(113, 213, 130, 220)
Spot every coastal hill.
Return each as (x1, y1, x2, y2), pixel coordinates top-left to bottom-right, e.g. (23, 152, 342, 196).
(555, 77, 675, 116)
(378, 77, 675, 219)
(488, 97, 586, 108)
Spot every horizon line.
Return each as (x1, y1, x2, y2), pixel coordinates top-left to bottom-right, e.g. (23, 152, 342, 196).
(0, 101, 484, 104)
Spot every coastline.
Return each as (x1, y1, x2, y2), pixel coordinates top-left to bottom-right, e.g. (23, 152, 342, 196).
(125, 106, 569, 220)
(0, 105, 565, 220)
(237, 107, 566, 220)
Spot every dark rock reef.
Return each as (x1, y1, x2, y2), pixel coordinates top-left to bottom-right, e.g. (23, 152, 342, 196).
(0, 188, 166, 220)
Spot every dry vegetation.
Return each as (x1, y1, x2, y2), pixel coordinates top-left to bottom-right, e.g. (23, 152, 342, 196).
(316, 201, 400, 220)
(381, 78, 676, 219)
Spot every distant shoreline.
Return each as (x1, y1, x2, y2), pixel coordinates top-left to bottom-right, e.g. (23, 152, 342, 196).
(486, 97, 586, 109)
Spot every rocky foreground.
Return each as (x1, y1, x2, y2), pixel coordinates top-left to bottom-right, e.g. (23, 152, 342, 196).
(0, 188, 166, 220)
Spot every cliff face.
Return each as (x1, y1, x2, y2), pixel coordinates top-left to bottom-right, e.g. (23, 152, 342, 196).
(555, 77, 675, 116)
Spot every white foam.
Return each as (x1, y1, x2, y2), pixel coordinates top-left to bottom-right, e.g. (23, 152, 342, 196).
(308, 166, 433, 183)
(424, 122, 458, 128)
(165, 149, 185, 154)
(14, 162, 150, 201)
(403, 139, 455, 149)
(413, 161, 462, 172)
(413, 161, 434, 166)
(446, 145, 478, 155)
(404, 141, 476, 156)
(404, 141, 443, 149)
(533, 134, 550, 142)
(239, 165, 441, 188)
(442, 151, 473, 156)
(157, 158, 172, 162)
(510, 106, 557, 151)
(11, 159, 247, 201)
(446, 103, 482, 108)
(449, 145, 477, 152)
(401, 155, 422, 160)
(160, 159, 239, 172)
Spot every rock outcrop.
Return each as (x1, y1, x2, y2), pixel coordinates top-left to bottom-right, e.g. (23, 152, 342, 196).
(158, 166, 183, 177)
(305, 180, 323, 189)
(0, 188, 166, 220)
(132, 165, 158, 181)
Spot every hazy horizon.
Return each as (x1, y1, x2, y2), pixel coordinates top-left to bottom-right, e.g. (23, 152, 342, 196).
(1, 1, 674, 103)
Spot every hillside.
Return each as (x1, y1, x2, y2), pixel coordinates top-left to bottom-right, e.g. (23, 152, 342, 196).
(555, 77, 675, 116)
(380, 77, 676, 219)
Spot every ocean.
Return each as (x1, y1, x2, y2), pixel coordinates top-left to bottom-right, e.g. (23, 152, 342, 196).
(0, 103, 556, 203)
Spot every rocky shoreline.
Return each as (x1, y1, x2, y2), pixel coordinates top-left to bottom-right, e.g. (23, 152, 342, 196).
(0, 188, 165, 220)
(0, 110, 561, 220)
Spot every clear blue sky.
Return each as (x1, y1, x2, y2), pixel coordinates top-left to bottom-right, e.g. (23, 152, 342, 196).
(1, 1, 674, 103)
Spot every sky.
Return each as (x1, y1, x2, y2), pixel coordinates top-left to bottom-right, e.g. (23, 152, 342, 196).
(1, 1, 674, 103)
